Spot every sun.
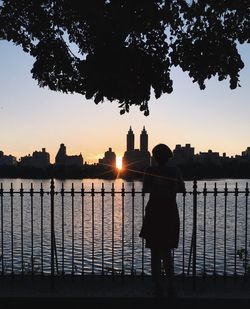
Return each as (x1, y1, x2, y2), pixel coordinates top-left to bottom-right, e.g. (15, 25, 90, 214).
(116, 156, 123, 170)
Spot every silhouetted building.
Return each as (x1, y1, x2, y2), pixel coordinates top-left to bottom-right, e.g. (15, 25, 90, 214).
(55, 143, 83, 167)
(19, 154, 33, 166)
(140, 126, 148, 152)
(242, 147, 250, 158)
(123, 127, 151, 172)
(0, 150, 17, 166)
(55, 143, 66, 165)
(20, 148, 50, 168)
(221, 152, 231, 163)
(32, 148, 50, 168)
(98, 147, 116, 169)
(65, 155, 83, 166)
(127, 126, 135, 152)
(173, 144, 195, 164)
(196, 149, 221, 165)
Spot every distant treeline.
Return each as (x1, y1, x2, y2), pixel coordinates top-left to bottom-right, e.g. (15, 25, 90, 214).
(179, 159, 250, 180)
(0, 164, 118, 180)
(0, 159, 250, 180)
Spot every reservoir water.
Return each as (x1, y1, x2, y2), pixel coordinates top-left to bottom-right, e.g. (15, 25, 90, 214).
(0, 178, 249, 276)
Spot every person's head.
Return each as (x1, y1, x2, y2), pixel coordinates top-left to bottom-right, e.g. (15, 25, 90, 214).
(152, 144, 173, 166)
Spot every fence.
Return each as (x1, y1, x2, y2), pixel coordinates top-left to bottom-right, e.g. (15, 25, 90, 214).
(0, 179, 249, 282)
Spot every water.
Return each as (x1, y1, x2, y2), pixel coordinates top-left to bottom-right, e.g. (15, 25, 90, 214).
(0, 178, 249, 276)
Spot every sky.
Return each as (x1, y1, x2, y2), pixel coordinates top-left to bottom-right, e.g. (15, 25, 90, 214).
(0, 40, 250, 164)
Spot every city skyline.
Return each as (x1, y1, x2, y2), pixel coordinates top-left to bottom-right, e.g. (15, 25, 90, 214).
(1, 41, 250, 163)
(1, 125, 249, 166)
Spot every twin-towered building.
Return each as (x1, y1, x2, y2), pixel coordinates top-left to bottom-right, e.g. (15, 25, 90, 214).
(126, 126, 149, 152)
(122, 126, 151, 171)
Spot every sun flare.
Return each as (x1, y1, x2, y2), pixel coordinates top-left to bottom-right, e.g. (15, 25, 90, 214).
(116, 156, 123, 170)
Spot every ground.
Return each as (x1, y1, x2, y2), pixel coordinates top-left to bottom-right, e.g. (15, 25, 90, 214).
(0, 275, 249, 308)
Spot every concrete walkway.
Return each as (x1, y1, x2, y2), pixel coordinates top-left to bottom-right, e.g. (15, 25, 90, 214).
(0, 275, 250, 308)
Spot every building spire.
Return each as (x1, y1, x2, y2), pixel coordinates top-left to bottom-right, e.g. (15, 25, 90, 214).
(127, 126, 134, 151)
(140, 126, 148, 152)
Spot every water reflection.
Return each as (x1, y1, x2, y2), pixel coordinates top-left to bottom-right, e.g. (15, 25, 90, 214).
(0, 178, 249, 276)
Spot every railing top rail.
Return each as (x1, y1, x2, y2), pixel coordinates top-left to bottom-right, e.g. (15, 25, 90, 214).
(0, 189, 249, 195)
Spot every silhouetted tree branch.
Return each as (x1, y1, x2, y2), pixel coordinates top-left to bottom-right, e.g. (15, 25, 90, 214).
(0, 1, 249, 115)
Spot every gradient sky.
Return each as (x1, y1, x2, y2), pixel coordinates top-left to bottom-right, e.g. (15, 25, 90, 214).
(0, 41, 250, 164)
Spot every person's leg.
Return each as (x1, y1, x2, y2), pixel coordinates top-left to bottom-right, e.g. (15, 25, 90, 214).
(151, 249, 163, 295)
(162, 249, 175, 293)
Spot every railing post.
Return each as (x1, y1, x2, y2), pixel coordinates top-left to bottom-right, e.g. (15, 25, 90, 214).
(50, 178, 55, 288)
(0, 183, 4, 277)
(245, 183, 249, 279)
(91, 183, 95, 275)
(101, 183, 105, 276)
(131, 182, 135, 276)
(121, 183, 125, 277)
(193, 178, 197, 289)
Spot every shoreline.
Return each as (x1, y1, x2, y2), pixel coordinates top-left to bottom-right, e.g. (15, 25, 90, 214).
(0, 176, 249, 182)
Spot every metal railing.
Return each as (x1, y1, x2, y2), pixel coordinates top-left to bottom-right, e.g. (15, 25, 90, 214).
(0, 179, 249, 282)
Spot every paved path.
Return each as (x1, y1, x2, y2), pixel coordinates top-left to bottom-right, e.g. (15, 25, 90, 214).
(0, 275, 250, 308)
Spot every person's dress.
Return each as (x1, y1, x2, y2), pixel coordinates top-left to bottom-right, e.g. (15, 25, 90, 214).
(139, 166, 184, 249)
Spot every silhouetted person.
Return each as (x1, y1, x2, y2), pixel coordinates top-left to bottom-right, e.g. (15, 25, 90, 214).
(139, 144, 185, 297)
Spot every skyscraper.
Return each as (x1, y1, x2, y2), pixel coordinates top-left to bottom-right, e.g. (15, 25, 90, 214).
(127, 126, 134, 152)
(123, 127, 151, 175)
(140, 126, 148, 152)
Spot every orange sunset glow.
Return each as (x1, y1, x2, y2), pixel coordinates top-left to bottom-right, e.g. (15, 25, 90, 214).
(116, 156, 123, 170)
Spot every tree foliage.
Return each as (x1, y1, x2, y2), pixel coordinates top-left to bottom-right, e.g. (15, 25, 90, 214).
(0, 0, 249, 115)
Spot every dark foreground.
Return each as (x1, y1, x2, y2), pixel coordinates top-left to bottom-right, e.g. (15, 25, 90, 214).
(0, 275, 250, 308)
